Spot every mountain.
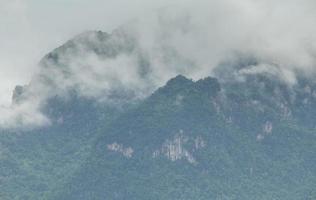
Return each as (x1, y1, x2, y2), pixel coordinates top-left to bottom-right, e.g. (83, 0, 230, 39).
(50, 75, 316, 200)
(0, 30, 139, 200)
(0, 30, 315, 200)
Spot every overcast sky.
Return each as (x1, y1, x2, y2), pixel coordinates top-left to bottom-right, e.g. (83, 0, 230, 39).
(0, 0, 185, 106)
(1, 0, 316, 129)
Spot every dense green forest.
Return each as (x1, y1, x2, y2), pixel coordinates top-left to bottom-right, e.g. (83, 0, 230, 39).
(0, 30, 315, 200)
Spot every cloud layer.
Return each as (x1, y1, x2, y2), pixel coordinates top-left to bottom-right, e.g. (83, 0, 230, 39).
(1, 0, 316, 129)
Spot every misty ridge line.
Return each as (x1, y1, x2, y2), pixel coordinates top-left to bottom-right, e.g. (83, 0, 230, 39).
(1, 0, 316, 129)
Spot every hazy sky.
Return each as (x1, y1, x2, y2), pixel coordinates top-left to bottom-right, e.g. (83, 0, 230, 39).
(0, 0, 181, 106)
(1, 0, 316, 128)
(1, 0, 316, 106)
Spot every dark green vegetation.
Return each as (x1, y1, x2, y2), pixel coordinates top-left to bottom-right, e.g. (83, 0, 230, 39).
(0, 31, 315, 200)
(51, 74, 316, 200)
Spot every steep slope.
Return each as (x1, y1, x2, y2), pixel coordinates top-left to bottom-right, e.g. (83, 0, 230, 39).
(1, 28, 316, 200)
(0, 96, 129, 200)
(0, 30, 141, 200)
(51, 75, 316, 200)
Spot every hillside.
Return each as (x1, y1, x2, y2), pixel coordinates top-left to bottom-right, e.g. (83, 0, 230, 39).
(49, 74, 316, 200)
(0, 30, 315, 200)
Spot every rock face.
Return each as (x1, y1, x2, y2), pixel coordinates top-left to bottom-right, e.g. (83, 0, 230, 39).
(106, 130, 207, 164)
(263, 121, 273, 134)
(12, 85, 26, 105)
(107, 142, 134, 158)
(152, 131, 206, 164)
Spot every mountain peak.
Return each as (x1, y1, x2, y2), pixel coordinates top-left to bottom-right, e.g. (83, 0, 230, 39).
(195, 77, 221, 95)
(165, 75, 193, 87)
(12, 85, 26, 105)
(150, 75, 221, 105)
(160, 75, 221, 96)
(72, 30, 109, 41)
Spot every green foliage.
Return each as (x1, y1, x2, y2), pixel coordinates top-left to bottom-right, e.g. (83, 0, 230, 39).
(1, 75, 316, 200)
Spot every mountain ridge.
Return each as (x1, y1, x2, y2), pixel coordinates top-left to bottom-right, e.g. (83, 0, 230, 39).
(50, 74, 316, 200)
(0, 28, 315, 200)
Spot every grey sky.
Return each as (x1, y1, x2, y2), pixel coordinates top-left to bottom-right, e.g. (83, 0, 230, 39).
(1, 0, 316, 128)
(0, 0, 180, 105)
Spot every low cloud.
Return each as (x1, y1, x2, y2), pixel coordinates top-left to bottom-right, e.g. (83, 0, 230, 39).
(1, 0, 316, 129)
(0, 101, 50, 130)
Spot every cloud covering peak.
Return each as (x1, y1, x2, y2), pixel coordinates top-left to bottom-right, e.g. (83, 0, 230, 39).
(1, 0, 316, 129)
